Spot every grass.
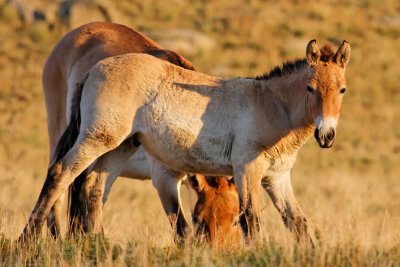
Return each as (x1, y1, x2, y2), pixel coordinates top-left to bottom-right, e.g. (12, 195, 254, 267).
(1, 0, 400, 265)
(0, 233, 399, 266)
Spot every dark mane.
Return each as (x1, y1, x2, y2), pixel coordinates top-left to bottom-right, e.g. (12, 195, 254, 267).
(254, 58, 308, 81)
(254, 43, 335, 80)
(319, 43, 335, 62)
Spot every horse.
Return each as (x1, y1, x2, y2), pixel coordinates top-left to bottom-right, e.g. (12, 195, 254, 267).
(42, 21, 235, 241)
(22, 39, 350, 244)
(188, 174, 240, 245)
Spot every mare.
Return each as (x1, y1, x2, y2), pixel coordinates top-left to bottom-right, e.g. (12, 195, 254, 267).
(24, 39, 350, 244)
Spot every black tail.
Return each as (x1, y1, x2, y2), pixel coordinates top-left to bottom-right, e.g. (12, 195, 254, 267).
(52, 73, 89, 235)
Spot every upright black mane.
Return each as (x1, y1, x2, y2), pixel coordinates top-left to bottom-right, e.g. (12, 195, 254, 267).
(254, 58, 308, 80)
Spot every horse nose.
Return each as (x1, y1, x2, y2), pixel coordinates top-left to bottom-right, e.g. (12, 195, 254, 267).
(314, 127, 336, 148)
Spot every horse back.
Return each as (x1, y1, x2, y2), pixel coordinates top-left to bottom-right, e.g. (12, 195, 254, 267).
(84, 53, 295, 176)
(76, 54, 215, 172)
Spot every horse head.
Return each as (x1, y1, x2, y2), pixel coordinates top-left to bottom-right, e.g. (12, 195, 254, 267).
(305, 40, 351, 148)
(188, 174, 240, 245)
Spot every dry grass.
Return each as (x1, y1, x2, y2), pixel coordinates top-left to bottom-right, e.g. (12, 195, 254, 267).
(1, 0, 400, 265)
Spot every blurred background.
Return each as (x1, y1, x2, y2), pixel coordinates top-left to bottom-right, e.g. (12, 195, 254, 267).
(0, 0, 399, 252)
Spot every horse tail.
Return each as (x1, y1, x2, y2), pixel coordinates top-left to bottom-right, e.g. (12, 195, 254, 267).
(52, 73, 89, 234)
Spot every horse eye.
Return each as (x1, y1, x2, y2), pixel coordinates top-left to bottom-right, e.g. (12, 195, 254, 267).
(340, 88, 346, 94)
(307, 86, 314, 93)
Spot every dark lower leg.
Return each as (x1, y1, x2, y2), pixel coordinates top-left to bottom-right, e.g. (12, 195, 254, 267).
(47, 198, 63, 238)
(239, 198, 261, 239)
(81, 139, 139, 234)
(68, 170, 88, 235)
(281, 210, 313, 245)
(82, 171, 106, 234)
(166, 206, 189, 242)
(155, 182, 189, 241)
(263, 174, 313, 246)
(21, 164, 66, 240)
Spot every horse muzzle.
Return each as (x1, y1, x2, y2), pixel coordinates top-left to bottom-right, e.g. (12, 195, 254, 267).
(314, 127, 336, 148)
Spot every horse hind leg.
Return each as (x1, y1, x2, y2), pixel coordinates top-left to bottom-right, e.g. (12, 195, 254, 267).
(46, 196, 63, 238)
(149, 159, 188, 242)
(262, 172, 314, 246)
(20, 129, 130, 240)
(72, 137, 141, 234)
(43, 63, 69, 239)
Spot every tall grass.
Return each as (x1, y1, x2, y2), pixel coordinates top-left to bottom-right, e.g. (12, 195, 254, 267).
(1, 0, 400, 265)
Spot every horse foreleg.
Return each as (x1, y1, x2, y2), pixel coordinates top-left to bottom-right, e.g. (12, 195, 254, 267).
(80, 138, 140, 234)
(150, 160, 188, 242)
(233, 156, 264, 240)
(262, 171, 313, 245)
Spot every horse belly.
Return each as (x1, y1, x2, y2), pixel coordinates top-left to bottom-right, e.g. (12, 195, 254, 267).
(140, 126, 233, 176)
(138, 88, 236, 175)
(119, 147, 151, 180)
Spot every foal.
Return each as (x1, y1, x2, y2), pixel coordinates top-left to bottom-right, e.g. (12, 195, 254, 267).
(24, 40, 350, 244)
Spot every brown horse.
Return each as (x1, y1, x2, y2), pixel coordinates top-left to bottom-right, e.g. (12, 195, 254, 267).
(23, 39, 350, 244)
(188, 175, 240, 245)
(42, 22, 237, 242)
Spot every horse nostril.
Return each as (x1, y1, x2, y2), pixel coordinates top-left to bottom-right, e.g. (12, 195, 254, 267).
(327, 128, 336, 141)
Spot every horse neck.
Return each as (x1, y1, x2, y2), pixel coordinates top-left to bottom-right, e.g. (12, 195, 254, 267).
(264, 66, 315, 149)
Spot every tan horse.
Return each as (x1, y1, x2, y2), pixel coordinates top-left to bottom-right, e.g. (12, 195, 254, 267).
(188, 175, 240, 245)
(42, 21, 198, 237)
(23, 40, 350, 244)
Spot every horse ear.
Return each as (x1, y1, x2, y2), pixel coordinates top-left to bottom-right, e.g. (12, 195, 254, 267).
(306, 40, 320, 67)
(333, 40, 351, 68)
(150, 49, 197, 71)
(226, 177, 237, 191)
(188, 174, 207, 192)
(164, 50, 197, 71)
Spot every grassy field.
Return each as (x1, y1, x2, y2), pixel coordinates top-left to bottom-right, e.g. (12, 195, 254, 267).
(1, 0, 400, 265)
